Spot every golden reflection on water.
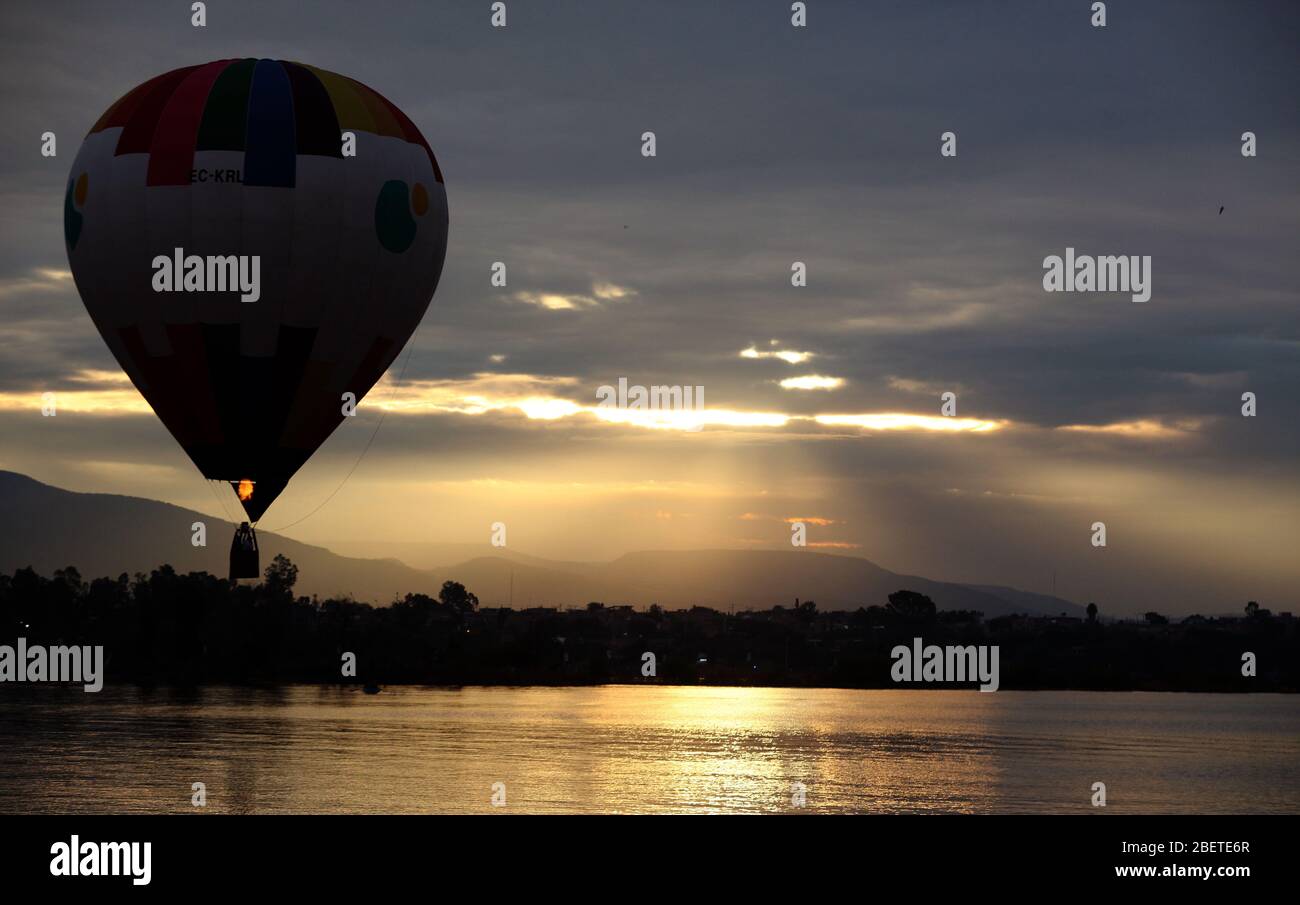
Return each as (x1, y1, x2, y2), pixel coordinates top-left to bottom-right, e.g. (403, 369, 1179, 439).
(0, 684, 1297, 814)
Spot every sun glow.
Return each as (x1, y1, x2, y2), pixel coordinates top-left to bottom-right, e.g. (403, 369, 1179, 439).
(4, 370, 1012, 436)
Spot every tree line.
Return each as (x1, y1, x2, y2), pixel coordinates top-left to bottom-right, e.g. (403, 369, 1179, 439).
(0, 559, 1294, 691)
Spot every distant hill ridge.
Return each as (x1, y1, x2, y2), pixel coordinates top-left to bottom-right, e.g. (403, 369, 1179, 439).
(0, 471, 1084, 617)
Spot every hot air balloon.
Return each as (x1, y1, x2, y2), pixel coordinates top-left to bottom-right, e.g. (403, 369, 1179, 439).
(63, 59, 448, 579)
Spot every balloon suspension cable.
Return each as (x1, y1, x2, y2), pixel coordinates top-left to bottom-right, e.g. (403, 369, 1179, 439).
(204, 476, 241, 526)
(258, 331, 420, 533)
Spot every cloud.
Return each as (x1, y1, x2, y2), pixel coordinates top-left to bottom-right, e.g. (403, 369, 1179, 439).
(374, 375, 1015, 434)
(1057, 419, 1204, 439)
(888, 376, 955, 395)
(0, 267, 73, 299)
(815, 413, 1004, 433)
(592, 282, 634, 301)
(510, 281, 636, 311)
(739, 513, 837, 526)
(0, 366, 1019, 436)
(839, 302, 991, 333)
(1167, 371, 1248, 389)
(740, 345, 814, 365)
(778, 375, 844, 391)
(510, 292, 588, 311)
(0, 369, 148, 414)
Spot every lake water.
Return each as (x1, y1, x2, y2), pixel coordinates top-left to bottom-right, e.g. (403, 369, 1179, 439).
(1, 685, 1296, 814)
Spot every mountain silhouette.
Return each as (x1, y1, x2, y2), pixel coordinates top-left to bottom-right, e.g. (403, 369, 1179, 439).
(0, 471, 1083, 616)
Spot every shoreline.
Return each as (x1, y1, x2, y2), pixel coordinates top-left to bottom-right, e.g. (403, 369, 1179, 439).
(5, 680, 1297, 695)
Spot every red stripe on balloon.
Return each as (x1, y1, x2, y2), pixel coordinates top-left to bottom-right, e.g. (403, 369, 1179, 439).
(115, 65, 202, 156)
(364, 87, 444, 184)
(146, 60, 236, 186)
(89, 77, 161, 135)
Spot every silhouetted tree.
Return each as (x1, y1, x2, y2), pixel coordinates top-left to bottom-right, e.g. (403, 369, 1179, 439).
(53, 566, 86, 596)
(263, 554, 298, 597)
(886, 590, 936, 621)
(1086, 602, 1098, 623)
(439, 580, 479, 615)
(1244, 600, 1270, 619)
(1242, 600, 1274, 621)
(1144, 611, 1168, 625)
(399, 592, 438, 610)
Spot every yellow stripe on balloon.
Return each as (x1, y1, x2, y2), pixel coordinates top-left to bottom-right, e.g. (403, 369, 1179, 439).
(302, 64, 378, 133)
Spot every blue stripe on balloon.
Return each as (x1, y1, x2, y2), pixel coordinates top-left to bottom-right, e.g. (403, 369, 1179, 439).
(243, 60, 296, 187)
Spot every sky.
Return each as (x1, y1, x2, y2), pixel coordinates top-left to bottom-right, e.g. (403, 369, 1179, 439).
(0, 1, 1297, 615)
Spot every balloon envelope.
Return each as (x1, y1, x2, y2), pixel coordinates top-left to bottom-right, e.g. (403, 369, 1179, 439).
(64, 59, 448, 520)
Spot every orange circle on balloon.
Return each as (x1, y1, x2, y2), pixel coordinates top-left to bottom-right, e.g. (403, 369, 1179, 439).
(75, 173, 89, 206)
(411, 182, 428, 216)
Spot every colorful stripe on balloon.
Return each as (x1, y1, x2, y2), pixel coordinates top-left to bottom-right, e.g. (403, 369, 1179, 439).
(88, 59, 443, 188)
